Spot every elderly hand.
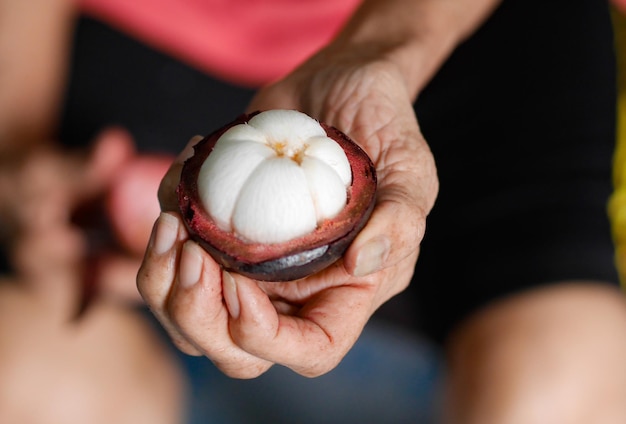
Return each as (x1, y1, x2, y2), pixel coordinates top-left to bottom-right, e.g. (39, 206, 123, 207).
(137, 44, 438, 378)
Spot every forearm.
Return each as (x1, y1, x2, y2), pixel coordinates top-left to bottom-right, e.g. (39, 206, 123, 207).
(0, 0, 76, 154)
(333, 0, 501, 99)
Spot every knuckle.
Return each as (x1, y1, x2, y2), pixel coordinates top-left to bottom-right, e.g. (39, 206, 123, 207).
(166, 294, 194, 329)
(170, 336, 202, 357)
(135, 270, 153, 303)
(136, 265, 167, 306)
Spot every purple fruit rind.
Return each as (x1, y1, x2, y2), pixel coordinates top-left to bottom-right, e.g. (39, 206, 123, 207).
(177, 112, 377, 281)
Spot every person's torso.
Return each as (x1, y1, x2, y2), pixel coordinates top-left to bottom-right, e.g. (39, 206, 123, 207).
(79, 0, 361, 86)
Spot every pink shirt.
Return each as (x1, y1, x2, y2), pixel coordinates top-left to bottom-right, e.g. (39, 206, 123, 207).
(79, 0, 361, 87)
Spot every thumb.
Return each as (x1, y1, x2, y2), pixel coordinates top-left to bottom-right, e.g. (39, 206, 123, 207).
(343, 150, 438, 277)
(343, 199, 422, 277)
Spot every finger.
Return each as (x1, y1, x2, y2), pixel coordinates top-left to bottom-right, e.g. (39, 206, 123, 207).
(136, 212, 201, 355)
(71, 126, 136, 203)
(158, 136, 201, 212)
(225, 271, 376, 377)
(344, 195, 420, 277)
(344, 137, 438, 277)
(166, 242, 273, 378)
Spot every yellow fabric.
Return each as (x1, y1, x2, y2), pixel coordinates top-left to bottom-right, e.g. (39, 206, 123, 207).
(608, 7, 626, 285)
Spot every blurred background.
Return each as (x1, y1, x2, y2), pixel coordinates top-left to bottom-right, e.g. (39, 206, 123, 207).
(0, 1, 625, 424)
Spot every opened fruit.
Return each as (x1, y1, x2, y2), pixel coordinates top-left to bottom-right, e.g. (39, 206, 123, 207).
(178, 110, 377, 281)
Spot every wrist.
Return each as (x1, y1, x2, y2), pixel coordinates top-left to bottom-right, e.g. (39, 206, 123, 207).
(332, 0, 500, 99)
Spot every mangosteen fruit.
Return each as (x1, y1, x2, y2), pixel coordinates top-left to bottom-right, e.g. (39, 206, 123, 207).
(177, 110, 377, 281)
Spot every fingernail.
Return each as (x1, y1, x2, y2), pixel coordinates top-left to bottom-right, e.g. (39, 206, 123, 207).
(153, 212, 179, 255)
(353, 236, 391, 277)
(179, 241, 203, 288)
(222, 270, 240, 319)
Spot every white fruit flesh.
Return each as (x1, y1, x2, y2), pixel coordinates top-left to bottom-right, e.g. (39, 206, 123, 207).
(197, 110, 352, 244)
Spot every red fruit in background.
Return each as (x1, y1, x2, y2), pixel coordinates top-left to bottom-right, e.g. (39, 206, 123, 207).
(106, 155, 173, 255)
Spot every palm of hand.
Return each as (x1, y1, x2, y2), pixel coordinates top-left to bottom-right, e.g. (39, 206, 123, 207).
(139, 52, 437, 378)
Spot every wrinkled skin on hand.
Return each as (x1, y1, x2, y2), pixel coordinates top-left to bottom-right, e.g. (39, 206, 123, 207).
(138, 45, 439, 378)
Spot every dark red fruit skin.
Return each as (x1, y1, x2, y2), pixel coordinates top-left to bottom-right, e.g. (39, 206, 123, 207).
(177, 112, 377, 281)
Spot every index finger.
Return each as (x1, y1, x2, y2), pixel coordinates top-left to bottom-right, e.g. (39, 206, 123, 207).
(224, 250, 420, 377)
(226, 269, 377, 377)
